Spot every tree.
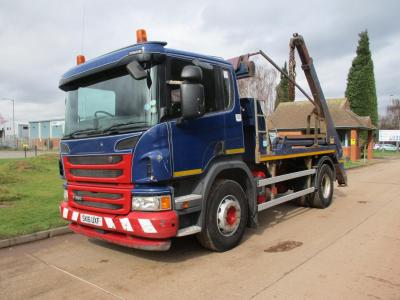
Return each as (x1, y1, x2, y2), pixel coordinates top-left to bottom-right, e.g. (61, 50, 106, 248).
(237, 63, 278, 115)
(345, 30, 378, 126)
(380, 98, 400, 129)
(274, 62, 290, 110)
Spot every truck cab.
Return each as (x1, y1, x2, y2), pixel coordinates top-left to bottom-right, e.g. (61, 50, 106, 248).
(59, 32, 250, 251)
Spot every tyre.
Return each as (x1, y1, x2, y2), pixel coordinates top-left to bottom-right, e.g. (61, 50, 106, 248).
(197, 179, 248, 252)
(310, 164, 334, 208)
(292, 175, 310, 207)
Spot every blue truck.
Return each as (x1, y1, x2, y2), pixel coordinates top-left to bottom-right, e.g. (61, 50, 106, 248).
(59, 30, 347, 251)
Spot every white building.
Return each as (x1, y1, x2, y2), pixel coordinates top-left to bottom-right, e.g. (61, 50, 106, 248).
(0, 119, 17, 147)
(0, 121, 31, 147)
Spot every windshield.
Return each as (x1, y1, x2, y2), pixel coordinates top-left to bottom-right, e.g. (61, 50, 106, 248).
(64, 66, 158, 138)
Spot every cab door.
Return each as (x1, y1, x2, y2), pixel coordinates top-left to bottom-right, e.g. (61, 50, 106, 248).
(167, 58, 228, 177)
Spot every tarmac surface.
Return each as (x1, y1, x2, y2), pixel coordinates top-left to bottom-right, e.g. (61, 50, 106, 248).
(1, 159, 399, 299)
(0, 150, 54, 159)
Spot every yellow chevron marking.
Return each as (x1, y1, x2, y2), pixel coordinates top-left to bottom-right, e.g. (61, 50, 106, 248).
(225, 148, 245, 155)
(260, 150, 336, 162)
(173, 168, 202, 177)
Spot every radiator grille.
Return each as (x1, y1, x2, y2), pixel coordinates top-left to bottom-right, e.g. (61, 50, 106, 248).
(69, 169, 122, 178)
(73, 199, 123, 210)
(73, 190, 122, 200)
(68, 155, 122, 165)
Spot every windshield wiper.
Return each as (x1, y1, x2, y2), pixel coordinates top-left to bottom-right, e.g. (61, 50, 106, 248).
(63, 128, 101, 139)
(102, 122, 148, 134)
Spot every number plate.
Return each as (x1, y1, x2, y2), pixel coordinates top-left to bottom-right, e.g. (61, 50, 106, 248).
(80, 213, 103, 227)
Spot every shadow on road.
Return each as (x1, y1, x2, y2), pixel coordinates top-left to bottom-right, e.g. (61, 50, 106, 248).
(89, 188, 345, 261)
(89, 235, 211, 262)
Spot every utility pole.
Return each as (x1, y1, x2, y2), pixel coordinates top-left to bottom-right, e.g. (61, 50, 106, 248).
(390, 94, 400, 152)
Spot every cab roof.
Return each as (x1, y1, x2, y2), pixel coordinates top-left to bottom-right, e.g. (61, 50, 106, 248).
(60, 42, 231, 87)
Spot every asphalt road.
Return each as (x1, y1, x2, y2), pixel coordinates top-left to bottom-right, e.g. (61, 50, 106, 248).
(0, 150, 55, 159)
(1, 159, 400, 299)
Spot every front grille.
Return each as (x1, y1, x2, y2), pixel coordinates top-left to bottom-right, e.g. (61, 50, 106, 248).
(68, 155, 122, 165)
(69, 169, 123, 178)
(73, 199, 123, 210)
(65, 153, 133, 214)
(73, 190, 122, 200)
(64, 153, 131, 184)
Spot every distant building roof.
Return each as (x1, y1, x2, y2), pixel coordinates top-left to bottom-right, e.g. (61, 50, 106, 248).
(28, 118, 64, 124)
(269, 98, 375, 131)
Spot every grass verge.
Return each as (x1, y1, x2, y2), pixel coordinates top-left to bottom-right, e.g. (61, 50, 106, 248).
(344, 160, 366, 169)
(372, 150, 400, 158)
(344, 150, 400, 169)
(0, 154, 66, 239)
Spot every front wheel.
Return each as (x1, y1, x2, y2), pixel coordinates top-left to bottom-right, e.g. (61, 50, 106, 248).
(197, 180, 248, 252)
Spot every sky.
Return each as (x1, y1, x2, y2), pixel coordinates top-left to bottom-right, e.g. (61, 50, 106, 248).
(0, 0, 399, 125)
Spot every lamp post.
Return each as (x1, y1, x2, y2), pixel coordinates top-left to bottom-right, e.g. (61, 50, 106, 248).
(389, 94, 400, 152)
(0, 98, 15, 148)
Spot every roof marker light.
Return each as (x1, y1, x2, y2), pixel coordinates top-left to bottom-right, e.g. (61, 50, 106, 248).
(136, 29, 147, 43)
(76, 55, 85, 65)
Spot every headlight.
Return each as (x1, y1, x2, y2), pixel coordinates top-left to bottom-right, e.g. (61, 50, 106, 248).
(132, 195, 171, 211)
(64, 189, 68, 202)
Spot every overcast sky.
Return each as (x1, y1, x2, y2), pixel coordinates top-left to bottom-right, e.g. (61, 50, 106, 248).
(0, 0, 399, 124)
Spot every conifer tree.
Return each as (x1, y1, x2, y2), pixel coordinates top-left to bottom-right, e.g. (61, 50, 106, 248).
(274, 62, 290, 110)
(345, 31, 378, 126)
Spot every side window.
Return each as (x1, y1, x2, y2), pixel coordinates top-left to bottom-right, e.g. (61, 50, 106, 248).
(168, 58, 220, 117)
(221, 69, 233, 110)
(201, 66, 218, 113)
(168, 59, 190, 118)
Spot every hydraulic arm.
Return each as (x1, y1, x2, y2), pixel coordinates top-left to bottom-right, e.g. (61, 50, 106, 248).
(229, 33, 347, 185)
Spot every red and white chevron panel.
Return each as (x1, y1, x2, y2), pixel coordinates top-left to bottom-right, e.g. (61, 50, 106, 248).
(59, 203, 178, 239)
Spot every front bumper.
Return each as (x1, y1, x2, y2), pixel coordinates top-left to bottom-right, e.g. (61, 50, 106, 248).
(60, 202, 179, 251)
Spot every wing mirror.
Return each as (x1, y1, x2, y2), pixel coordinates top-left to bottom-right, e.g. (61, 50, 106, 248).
(180, 65, 205, 119)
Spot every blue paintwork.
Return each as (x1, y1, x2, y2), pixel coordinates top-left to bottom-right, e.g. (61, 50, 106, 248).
(132, 123, 172, 183)
(60, 132, 141, 156)
(168, 67, 244, 174)
(59, 39, 248, 190)
(224, 75, 246, 153)
(61, 42, 230, 83)
(131, 185, 172, 196)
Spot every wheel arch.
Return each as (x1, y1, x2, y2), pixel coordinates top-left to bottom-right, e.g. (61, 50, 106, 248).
(193, 159, 257, 229)
(314, 155, 335, 173)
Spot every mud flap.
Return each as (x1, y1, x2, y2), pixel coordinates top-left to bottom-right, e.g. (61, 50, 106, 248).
(335, 163, 347, 186)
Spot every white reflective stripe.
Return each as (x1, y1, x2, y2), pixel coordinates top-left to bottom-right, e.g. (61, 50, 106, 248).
(138, 219, 157, 233)
(120, 218, 133, 232)
(104, 217, 116, 229)
(71, 211, 79, 221)
(62, 208, 69, 219)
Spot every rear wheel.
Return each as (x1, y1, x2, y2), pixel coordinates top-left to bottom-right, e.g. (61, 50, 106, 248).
(293, 164, 334, 208)
(292, 175, 310, 207)
(197, 179, 248, 252)
(310, 164, 334, 208)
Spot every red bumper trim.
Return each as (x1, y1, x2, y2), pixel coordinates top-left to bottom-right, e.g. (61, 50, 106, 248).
(60, 202, 178, 240)
(69, 223, 171, 251)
